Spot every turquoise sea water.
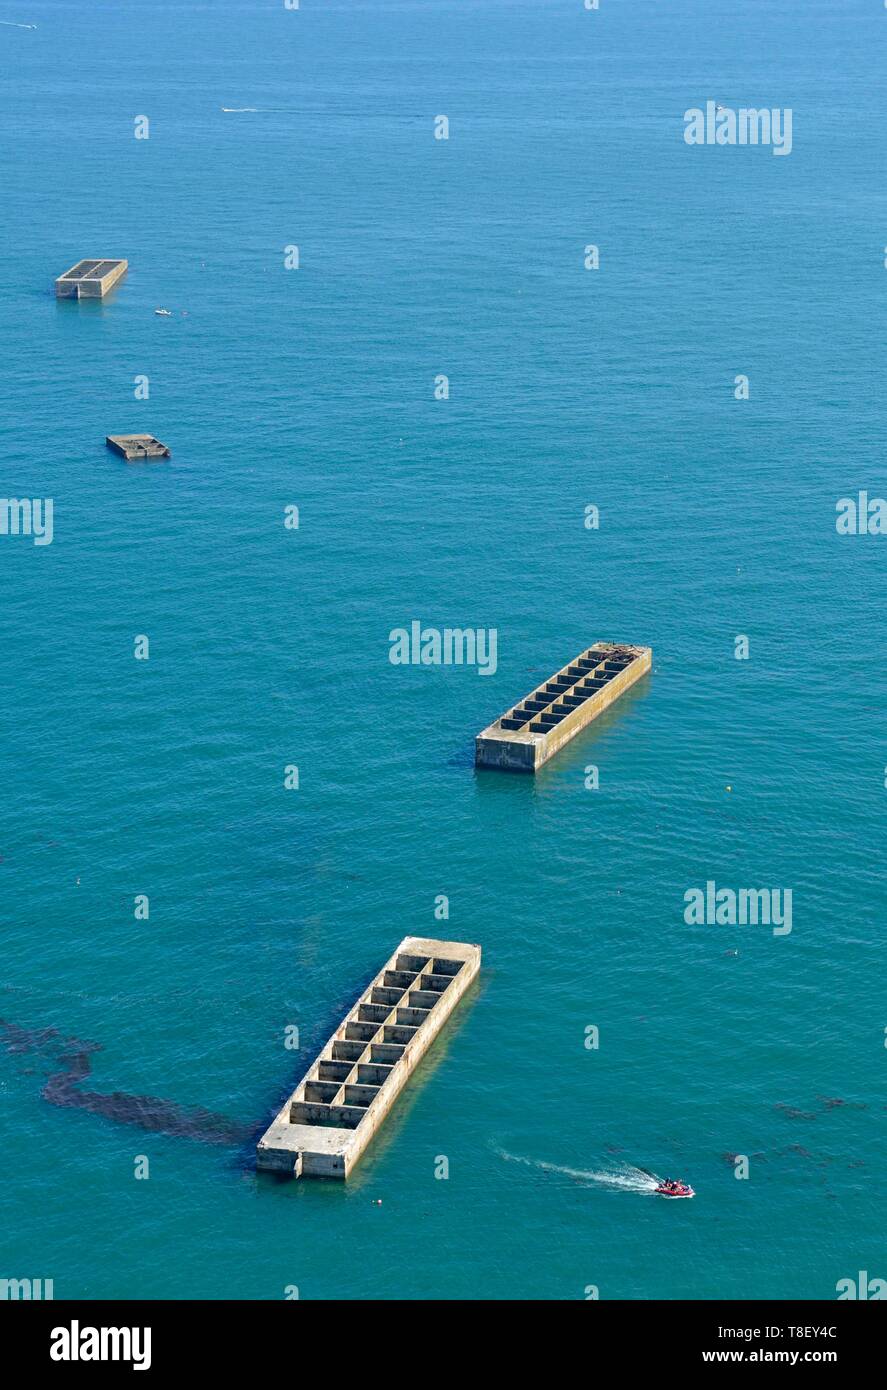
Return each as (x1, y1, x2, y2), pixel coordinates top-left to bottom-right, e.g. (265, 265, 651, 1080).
(1, 0, 885, 1300)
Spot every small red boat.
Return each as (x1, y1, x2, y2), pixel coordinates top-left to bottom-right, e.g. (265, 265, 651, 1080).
(656, 1179, 694, 1198)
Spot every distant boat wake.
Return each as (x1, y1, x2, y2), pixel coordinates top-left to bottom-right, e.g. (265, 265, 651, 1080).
(221, 107, 260, 113)
(495, 1147, 661, 1193)
(0, 19, 37, 27)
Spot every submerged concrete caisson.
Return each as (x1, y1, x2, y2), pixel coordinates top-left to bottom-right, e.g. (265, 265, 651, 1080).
(106, 434, 171, 462)
(256, 937, 480, 1179)
(475, 641, 651, 772)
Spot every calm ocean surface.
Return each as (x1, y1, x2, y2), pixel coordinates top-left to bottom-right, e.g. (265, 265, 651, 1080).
(1, 0, 885, 1300)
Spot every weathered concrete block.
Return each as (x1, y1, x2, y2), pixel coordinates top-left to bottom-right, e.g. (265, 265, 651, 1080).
(256, 936, 481, 1179)
(475, 642, 652, 772)
(106, 435, 170, 462)
(56, 259, 128, 298)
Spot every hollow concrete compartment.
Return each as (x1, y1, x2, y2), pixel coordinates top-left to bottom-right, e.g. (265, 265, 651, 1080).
(257, 936, 481, 1178)
(475, 641, 651, 772)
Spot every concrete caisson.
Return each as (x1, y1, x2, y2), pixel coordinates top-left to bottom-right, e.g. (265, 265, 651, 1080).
(56, 259, 128, 298)
(256, 936, 481, 1179)
(475, 642, 651, 772)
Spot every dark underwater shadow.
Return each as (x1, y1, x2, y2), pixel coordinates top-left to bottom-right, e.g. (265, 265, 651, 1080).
(0, 1019, 252, 1153)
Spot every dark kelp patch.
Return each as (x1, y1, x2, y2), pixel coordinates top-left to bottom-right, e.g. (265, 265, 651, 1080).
(0, 1019, 251, 1147)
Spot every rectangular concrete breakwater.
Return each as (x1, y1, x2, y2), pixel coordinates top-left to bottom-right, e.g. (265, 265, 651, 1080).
(475, 642, 652, 772)
(106, 434, 171, 462)
(256, 936, 481, 1178)
(55, 259, 128, 298)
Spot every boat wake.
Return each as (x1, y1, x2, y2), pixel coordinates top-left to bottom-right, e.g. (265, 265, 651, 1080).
(495, 1147, 661, 1193)
(0, 20, 37, 27)
(221, 107, 259, 113)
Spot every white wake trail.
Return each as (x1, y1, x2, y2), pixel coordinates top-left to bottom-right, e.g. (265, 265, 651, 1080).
(496, 1147, 661, 1193)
